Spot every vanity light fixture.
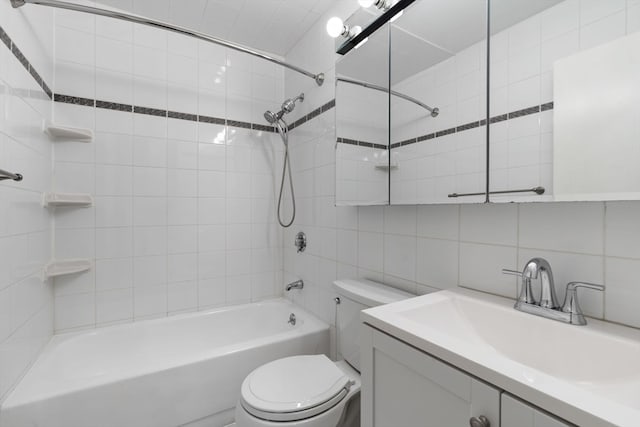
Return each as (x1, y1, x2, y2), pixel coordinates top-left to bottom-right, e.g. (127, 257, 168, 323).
(326, 16, 362, 39)
(358, 0, 394, 11)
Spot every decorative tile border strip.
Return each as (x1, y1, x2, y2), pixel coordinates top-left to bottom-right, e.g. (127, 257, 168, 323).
(0, 24, 340, 135)
(0, 25, 52, 98)
(337, 137, 387, 151)
(289, 99, 335, 131)
(385, 102, 554, 150)
(0, 23, 554, 144)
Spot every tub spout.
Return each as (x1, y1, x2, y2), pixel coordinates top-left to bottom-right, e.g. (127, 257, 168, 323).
(286, 280, 304, 291)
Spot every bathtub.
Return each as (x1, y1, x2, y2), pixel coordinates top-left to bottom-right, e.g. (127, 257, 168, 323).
(0, 299, 329, 427)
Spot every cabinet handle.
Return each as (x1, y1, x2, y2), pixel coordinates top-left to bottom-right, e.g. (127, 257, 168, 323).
(469, 415, 490, 427)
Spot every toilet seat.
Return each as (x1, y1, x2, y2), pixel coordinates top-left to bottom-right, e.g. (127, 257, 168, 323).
(240, 355, 354, 422)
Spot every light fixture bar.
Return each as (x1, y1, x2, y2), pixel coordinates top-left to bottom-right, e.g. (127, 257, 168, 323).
(337, 0, 416, 55)
(10, 0, 325, 86)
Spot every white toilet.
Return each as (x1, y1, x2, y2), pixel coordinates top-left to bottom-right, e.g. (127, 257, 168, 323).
(234, 279, 413, 427)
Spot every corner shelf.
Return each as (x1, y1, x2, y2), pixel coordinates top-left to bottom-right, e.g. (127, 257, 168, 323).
(44, 122, 93, 142)
(44, 259, 91, 279)
(43, 193, 93, 208)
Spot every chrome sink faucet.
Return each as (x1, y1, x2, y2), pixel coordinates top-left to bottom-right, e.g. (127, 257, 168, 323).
(503, 258, 605, 325)
(522, 258, 558, 309)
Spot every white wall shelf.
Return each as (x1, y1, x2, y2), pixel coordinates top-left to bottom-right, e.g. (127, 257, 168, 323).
(44, 122, 93, 142)
(43, 193, 93, 207)
(44, 259, 91, 279)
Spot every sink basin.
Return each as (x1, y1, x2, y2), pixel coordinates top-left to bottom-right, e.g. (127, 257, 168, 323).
(399, 293, 640, 386)
(361, 288, 640, 427)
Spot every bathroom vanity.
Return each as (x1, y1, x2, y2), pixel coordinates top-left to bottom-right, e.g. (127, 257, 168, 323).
(360, 289, 640, 427)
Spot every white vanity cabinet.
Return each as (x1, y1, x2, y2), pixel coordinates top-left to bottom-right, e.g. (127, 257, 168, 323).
(361, 326, 574, 427)
(502, 394, 573, 427)
(361, 326, 500, 427)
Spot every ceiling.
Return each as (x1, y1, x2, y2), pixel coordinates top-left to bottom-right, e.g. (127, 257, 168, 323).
(94, 0, 338, 56)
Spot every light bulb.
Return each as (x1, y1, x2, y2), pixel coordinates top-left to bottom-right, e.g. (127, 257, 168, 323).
(326, 17, 345, 38)
(358, 0, 376, 8)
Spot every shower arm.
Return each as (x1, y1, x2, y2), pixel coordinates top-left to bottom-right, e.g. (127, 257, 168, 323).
(10, 0, 325, 86)
(337, 77, 439, 117)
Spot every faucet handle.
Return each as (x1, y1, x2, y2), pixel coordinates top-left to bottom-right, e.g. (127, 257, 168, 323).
(501, 269, 523, 277)
(561, 282, 605, 325)
(502, 268, 536, 305)
(566, 282, 605, 293)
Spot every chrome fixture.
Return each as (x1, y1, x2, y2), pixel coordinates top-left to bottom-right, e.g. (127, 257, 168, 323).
(326, 17, 362, 39)
(264, 94, 304, 228)
(288, 313, 296, 326)
(469, 415, 491, 427)
(359, 0, 394, 11)
(264, 94, 304, 125)
(285, 280, 304, 292)
(337, 77, 439, 117)
(503, 258, 605, 325)
(294, 231, 306, 253)
(448, 186, 545, 198)
(10, 0, 325, 87)
(561, 282, 605, 325)
(0, 168, 23, 182)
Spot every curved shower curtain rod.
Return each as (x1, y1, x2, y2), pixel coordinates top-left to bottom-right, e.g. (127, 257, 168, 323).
(337, 77, 439, 117)
(10, 0, 325, 86)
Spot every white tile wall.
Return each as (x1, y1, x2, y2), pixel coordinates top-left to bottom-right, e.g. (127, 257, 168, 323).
(283, 0, 640, 347)
(0, 2, 54, 402)
(51, 11, 286, 332)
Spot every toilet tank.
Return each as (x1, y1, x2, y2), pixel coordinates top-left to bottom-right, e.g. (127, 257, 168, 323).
(333, 279, 413, 371)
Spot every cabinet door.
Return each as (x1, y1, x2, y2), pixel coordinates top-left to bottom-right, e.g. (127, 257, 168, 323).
(361, 326, 499, 427)
(502, 393, 574, 427)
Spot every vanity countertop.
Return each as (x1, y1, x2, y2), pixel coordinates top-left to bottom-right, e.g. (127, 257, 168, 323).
(361, 288, 640, 427)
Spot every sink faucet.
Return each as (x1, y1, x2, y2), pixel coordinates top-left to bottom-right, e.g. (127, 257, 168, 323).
(522, 258, 558, 309)
(286, 279, 304, 291)
(503, 258, 605, 325)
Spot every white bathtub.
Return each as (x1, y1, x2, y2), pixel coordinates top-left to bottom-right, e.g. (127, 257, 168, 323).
(0, 299, 329, 427)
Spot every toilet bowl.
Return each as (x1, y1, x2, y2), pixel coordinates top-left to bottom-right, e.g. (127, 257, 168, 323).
(234, 279, 412, 427)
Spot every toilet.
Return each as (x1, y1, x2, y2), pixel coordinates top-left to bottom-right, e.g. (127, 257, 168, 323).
(234, 279, 413, 427)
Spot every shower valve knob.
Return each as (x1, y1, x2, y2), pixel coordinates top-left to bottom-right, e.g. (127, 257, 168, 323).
(295, 232, 306, 253)
(469, 416, 491, 427)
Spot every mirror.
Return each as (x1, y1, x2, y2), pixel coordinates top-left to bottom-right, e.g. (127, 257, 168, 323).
(389, 0, 488, 204)
(489, 0, 640, 202)
(335, 18, 390, 206)
(335, 0, 640, 205)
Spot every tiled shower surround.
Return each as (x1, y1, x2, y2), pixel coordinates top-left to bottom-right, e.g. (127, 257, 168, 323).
(50, 10, 291, 332)
(0, 1, 54, 402)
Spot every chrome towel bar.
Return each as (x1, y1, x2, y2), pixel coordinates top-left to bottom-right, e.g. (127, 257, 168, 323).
(448, 186, 545, 198)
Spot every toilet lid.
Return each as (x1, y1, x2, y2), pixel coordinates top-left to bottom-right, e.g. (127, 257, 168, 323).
(240, 355, 353, 422)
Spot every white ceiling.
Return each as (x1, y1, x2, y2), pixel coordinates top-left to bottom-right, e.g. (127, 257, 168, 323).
(94, 0, 338, 56)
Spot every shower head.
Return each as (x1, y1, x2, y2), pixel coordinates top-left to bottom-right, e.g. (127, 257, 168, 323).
(264, 110, 282, 124)
(264, 93, 305, 125)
